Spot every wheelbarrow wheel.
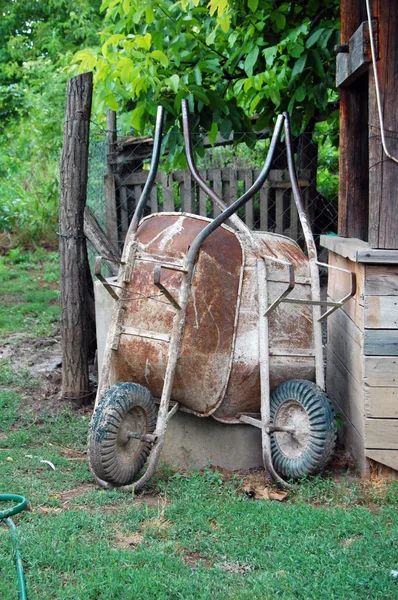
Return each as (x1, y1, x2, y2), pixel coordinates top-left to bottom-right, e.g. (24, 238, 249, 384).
(88, 383, 157, 486)
(270, 379, 336, 479)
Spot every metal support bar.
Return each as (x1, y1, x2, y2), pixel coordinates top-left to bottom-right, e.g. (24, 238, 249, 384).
(263, 260, 295, 317)
(128, 432, 157, 443)
(94, 256, 119, 300)
(167, 402, 180, 422)
(153, 265, 181, 310)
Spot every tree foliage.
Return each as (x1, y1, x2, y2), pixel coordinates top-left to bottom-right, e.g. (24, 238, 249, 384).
(0, 0, 102, 241)
(75, 0, 340, 161)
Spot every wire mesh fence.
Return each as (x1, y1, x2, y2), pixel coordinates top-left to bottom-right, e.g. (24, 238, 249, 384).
(86, 125, 338, 270)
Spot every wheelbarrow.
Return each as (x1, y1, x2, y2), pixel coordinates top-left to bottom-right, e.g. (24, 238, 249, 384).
(88, 101, 356, 490)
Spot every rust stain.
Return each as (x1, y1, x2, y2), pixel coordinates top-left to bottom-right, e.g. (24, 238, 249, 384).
(109, 213, 316, 422)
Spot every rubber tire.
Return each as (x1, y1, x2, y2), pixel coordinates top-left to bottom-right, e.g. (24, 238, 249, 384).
(270, 379, 336, 479)
(88, 383, 157, 486)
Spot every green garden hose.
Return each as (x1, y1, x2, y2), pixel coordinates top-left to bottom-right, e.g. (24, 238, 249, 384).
(0, 494, 28, 600)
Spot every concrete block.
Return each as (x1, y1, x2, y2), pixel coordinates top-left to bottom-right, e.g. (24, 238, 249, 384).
(94, 278, 264, 472)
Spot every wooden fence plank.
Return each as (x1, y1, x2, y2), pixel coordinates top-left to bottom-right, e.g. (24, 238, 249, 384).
(365, 418, 398, 449)
(150, 183, 158, 213)
(275, 188, 284, 234)
(327, 307, 364, 386)
(364, 265, 398, 296)
(158, 172, 173, 211)
(289, 189, 298, 240)
(198, 169, 207, 216)
(259, 182, 269, 231)
(244, 170, 254, 228)
(363, 330, 398, 356)
(104, 173, 118, 248)
(364, 296, 398, 329)
(364, 356, 398, 387)
(119, 185, 129, 239)
(181, 172, 193, 213)
(223, 168, 236, 206)
(366, 449, 398, 471)
(364, 386, 398, 418)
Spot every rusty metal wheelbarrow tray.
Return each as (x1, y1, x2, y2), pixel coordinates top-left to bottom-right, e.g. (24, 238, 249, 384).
(89, 101, 356, 491)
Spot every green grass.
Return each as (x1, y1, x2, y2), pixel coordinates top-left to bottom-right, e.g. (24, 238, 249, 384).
(0, 248, 60, 336)
(1, 249, 398, 599)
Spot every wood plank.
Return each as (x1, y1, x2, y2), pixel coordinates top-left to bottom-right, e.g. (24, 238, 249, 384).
(259, 182, 269, 231)
(336, 20, 377, 88)
(181, 172, 193, 213)
(288, 189, 298, 240)
(244, 170, 254, 228)
(368, 1, 398, 248)
(83, 206, 119, 276)
(118, 185, 129, 239)
(327, 307, 364, 384)
(364, 330, 398, 356)
(364, 265, 398, 296)
(150, 183, 158, 213)
(338, 0, 369, 240)
(104, 173, 119, 249)
(365, 449, 398, 472)
(327, 253, 364, 328)
(338, 75, 369, 240)
(222, 168, 236, 206)
(364, 356, 398, 387)
(365, 418, 398, 449)
(198, 169, 208, 216)
(275, 188, 283, 234)
(209, 168, 222, 218)
(327, 348, 365, 436)
(365, 296, 398, 329)
(160, 172, 175, 212)
(364, 386, 398, 418)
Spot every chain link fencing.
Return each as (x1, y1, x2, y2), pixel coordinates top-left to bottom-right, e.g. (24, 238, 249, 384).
(87, 125, 338, 267)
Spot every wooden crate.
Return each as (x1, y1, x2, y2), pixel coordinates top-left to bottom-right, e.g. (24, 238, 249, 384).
(322, 236, 398, 474)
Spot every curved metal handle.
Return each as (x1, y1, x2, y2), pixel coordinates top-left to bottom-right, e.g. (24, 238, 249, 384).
(182, 99, 229, 214)
(128, 105, 165, 236)
(184, 111, 286, 271)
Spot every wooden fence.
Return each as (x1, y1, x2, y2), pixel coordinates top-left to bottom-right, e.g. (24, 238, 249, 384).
(113, 167, 311, 245)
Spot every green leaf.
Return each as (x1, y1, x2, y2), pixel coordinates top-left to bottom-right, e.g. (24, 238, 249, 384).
(220, 118, 232, 139)
(150, 50, 169, 68)
(263, 46, 277, 68)
(206, 27, 218, 45)
(107, 94, 119, 111)
(208, 121, 218, 146)
(135, 33, 152, 50)
(131, 103, 146, 130)
(306, 28, 325, 48)
(165, 74, 180, 93)
(269, 86, 280, 106)
(274, 12, 286, 30)
(291, 52, 307, 80)
(248, 0, 258, 12)
(244, 45, 259, 77)
(194, 66, 202, 86)
(295, 86, 306, 102)
(311, 50, 324, 77)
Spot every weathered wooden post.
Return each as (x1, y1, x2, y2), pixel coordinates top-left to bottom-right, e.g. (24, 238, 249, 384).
(321, 0, 398, 475)
(104, 109, 119, 249)
(59, 72, 94, 405)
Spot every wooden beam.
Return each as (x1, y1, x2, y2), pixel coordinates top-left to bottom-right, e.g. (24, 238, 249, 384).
(336, 20, 377, 88)
(368, 1, 398, 248)
(83, 206, 120, 276)
(59, 72, 94, 405)
(338, 0, 369, 241)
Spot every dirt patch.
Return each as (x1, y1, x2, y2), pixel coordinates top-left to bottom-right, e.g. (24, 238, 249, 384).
(2, 331, 96, 415)
(114, 531, 144, 550)
(182, 551, 213, 569)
